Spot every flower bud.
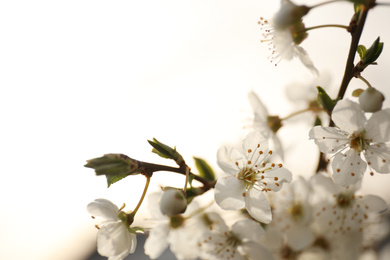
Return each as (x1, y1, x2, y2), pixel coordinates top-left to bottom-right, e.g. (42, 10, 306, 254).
(358, 88, 385, 112)
(85, 154, 140, 176)
(159, 189, 187, 216)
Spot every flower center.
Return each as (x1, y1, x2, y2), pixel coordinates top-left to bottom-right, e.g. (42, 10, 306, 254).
(349, 131, 369, 153)
(336, 193, 354, 209)
(237, 167, 258, 187)
(289, 202, 304, 222)
(170, 215, 185, 229)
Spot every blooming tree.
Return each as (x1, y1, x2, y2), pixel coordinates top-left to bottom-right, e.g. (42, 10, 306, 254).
(85, 0, 390, 259)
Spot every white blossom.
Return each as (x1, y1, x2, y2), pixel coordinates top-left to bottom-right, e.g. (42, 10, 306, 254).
(248, 91, 284, 158)
(215, 131, 292, 223)
(269, 176, 315, 250)
(144, 191, 206, 260)
(259, 17, 318, 76)
(87, 199, 138, 260)
(199, 214, 274, 260)
(309, 99, 390, 186)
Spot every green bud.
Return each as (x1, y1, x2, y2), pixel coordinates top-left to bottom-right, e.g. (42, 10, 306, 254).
(356, 37, 383, 71)
(85, 153, 140, 176)
(148, 138, 184, 166)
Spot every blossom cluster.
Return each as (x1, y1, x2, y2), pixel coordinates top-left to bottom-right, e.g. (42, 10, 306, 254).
(85, 0, 390, 259)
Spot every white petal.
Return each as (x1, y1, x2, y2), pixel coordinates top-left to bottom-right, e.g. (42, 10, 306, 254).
(217, 146, 244, 175)
(147, 191, 166, 220)
(232, 219, 265, 242)
(245, 188, 272, 223)
(286, 225, 315, 250)
(262, 166, 292, 191)
(144, 223, 170, 259)
(309, 126, 349, 153)
(214, 176, 246, 210)
(364, 143, 390, 173)
(97, 222, 136, 259)
(331, 99, 366, 134)
(358, 195, 388, 213)
(248, 91, 269, 121)
(87, 199, 119, 222)
(239, 241, 274, 260)
(332, 150, 366, 186)
(294, 45, 319, 77)
(273, 29, 294, 60)
(243, 131, 268, 156)
(365, 109, 390, 142)
(168, 227, 201, 260)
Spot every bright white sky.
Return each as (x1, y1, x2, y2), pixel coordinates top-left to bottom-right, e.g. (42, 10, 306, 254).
(1, 1, 390, 259)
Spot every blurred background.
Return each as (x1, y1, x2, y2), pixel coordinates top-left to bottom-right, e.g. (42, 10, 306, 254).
(1, 0, 390, 259)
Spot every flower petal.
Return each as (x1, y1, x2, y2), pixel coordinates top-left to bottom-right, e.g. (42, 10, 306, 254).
(214, 176, 246, 210)
(285, 225, 315, 250)
(262, 165, 292, 191)
(239, 241, 274, 260)
(232, 219, 265, 242)
(245, 188, 272, 223)
(364, 143, 390, 173)
(144, 223, 169, 259)
(87, 199, 119, 222)
(331, 99, 366, 134)
(309, 126, 349, 153)
(217, 146, 243, 175)
(332, 150, 366, 186)
(242, 132, 268, 157)
(358, 195, 387, 213)
(97, 222, 136, 259)
(294, 45, 319, 77)
(365, 109, 390, 142)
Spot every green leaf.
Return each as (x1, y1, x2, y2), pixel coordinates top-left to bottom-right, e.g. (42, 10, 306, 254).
(193, 157, 216, 181)
(85, 153, 140, 176)
(357, 45, 366, 60)
(106, 174, 129, 187)
(148, 138, 184, 166)
(362, 37, 383, 65)
(316, 86, 338, 114)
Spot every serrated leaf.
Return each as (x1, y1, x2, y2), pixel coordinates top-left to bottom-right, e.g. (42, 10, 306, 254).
(148, 138, 184, 165)
(106, 173, 129, 187)
(357, 45, 366, 60)
(85, 153, 140, 176)
(193, 157, 216, 181)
